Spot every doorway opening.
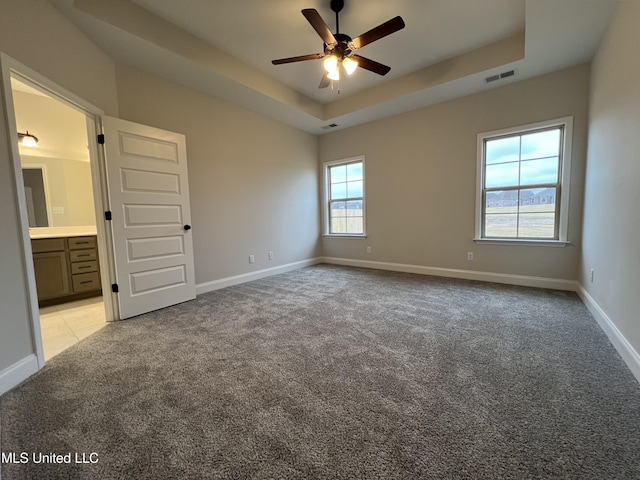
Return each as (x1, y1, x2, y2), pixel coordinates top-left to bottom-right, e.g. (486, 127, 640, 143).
(2, 54, 195, 379)
(9, 74, 111, 360)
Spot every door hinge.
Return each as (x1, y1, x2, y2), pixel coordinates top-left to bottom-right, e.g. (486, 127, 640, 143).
(104, 211, 112, 221)
(111, 283, 119, 293)
(97, 133, 105, 144)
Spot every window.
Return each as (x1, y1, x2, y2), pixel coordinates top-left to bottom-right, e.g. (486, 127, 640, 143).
(475, 117, 573, 243)
(324, 157, 365, 236)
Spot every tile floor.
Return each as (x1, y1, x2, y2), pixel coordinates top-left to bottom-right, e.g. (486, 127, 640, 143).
(39, 296, 107, 361)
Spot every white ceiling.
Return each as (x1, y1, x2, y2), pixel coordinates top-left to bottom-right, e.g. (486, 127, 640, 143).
(48, 0, 618, 134)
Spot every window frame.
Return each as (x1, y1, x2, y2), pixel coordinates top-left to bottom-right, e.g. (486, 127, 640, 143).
(323, 155, 366, 238)
(474, 116, 573, 245)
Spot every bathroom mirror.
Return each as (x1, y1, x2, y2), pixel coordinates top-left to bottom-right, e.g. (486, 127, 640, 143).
(22, 167, 50, 227)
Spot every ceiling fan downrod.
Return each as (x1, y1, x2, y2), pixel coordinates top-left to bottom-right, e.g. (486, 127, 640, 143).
(331, 0, 344, 34)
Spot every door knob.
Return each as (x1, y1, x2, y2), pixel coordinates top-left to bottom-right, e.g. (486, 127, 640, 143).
(183, 225, 192, 231)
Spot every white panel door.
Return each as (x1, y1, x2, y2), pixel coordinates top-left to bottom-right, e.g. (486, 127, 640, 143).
(103, 116, 195, 319)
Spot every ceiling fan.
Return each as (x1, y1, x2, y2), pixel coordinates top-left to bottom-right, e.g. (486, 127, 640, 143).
(271, 0, 405, 88)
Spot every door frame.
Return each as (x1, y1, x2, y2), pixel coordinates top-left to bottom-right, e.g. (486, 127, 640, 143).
(0, 53, 119, 368)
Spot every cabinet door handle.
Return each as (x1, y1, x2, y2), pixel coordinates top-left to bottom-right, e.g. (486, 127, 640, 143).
(183, 224, 192, 231)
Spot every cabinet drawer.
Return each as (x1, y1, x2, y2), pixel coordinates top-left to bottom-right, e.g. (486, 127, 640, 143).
(71, 260, 98, 274)
(72, 272, 101, 292)
(31, 238, 66, 253)
(68, 236, 96, 250)
(70, 249, 97, 262)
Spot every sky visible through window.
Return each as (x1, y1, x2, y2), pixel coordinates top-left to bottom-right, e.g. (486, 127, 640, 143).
(485, 128, 561, 192)
(330, 162, 363, 198)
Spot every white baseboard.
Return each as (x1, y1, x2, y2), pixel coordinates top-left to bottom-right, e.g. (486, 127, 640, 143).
(322, 257, 578, 291)
(577, 285, 640, 383)
(196, 257, 323, 295)
(0, 354, 40, 397)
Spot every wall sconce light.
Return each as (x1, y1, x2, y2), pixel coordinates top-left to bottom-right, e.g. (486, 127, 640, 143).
(18, 131, 39, 147)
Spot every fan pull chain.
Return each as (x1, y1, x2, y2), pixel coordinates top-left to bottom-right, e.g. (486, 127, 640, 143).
(330, 78, 341, 94)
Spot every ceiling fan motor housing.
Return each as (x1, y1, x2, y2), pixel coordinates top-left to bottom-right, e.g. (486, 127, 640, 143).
(324, 33, 354, 59)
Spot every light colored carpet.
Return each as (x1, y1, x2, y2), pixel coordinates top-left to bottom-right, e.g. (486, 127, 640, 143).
(1, 264, 639, 479)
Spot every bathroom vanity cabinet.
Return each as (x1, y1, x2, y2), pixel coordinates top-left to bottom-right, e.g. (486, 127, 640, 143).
(31, 235, 101, 306)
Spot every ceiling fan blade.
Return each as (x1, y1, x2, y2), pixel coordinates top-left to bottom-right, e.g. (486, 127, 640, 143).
(319, 72, 331, 89)
(302, 9, 337, 46)
(351, 55, 391, 76)
(272, 53, 324, 65)
(351, 16, 406, 49)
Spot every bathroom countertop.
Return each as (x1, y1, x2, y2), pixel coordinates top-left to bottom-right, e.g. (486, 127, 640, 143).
(29, 226, 97, 239)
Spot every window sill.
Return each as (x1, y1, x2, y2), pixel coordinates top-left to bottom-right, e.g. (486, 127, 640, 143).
(323, 234, 368, 239)
(473, 238, 570, 247)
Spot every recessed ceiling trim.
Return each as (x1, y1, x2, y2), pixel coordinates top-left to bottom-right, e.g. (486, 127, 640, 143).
(323, 32, 525, 121)
(71, 0, 324, 120)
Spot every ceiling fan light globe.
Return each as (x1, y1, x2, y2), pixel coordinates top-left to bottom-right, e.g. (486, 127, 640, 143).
(323, 55, 339, 73)
(328, 68, 340, 81)
(343, 57, 358, 75)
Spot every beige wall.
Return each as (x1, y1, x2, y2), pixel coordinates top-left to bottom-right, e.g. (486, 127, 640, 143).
(0, 0, 118, 386)
(319, 64, 590, 280)
(65, 160, 96, 226)
(114, 65, 321, 284)
(581, 2, 640, 356)
(0, 0, 119, 116)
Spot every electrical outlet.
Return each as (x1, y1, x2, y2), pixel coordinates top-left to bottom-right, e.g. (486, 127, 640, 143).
(590, 269, 594, 282)
(366, 246, 372, 254)
(249, 255, 255, 264)
(467, 252, 474, 261)
(268, 251, 274, 260)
